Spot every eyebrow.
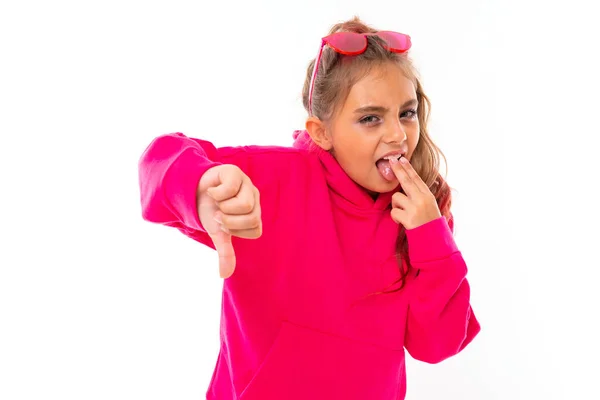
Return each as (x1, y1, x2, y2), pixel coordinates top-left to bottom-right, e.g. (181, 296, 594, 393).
(353, 99, 418, 114)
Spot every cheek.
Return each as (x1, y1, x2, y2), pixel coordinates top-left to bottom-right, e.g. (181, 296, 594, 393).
(408, 124, 420, 150)
(331, 124, 379, 174)
(336, 130, 371, 160)
(338, 142, 375, 176)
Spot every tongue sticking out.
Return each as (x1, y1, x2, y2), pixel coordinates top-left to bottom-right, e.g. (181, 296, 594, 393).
(376, 159, 397, 182)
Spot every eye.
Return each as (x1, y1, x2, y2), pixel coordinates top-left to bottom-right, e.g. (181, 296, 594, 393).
(401, 109, 418, 119)
(359, 115, 381, 125)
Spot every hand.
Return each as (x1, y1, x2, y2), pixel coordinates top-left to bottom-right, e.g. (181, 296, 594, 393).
(389, 156, 441, 230)
(197, 164, 262, 278)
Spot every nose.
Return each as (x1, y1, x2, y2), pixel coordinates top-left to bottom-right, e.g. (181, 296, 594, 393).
(383, 120, 407, 144)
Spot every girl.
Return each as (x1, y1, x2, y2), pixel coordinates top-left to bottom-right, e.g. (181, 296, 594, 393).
(139, 17, 480, 400)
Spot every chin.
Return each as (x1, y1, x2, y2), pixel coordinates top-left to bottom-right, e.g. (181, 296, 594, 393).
(379, 182, 400, 194)
(364, 178, 400, 195)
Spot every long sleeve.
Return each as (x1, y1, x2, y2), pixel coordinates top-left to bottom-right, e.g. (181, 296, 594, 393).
(403, 216, 481, 364)
(138, 132, 223, 249)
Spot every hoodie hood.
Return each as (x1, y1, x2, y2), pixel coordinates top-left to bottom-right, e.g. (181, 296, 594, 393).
(292, 130, 397, 212)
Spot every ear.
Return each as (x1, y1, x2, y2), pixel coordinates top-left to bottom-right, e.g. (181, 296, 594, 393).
(305, 116, 333, 151)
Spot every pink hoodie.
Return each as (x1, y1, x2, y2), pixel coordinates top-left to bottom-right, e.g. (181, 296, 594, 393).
(138, 130, 480, 400)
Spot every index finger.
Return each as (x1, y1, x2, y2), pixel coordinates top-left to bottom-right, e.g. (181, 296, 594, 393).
(390, 157, 421, 195)
(398, 156, 430, 193)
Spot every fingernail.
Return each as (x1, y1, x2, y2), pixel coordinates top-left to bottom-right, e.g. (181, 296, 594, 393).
(389, 157, 399, 165)
(400, 156, 408, 164)
(214, 213, 222, 224)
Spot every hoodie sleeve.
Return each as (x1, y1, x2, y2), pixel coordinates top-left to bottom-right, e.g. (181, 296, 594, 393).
(138, 132, 224, 249)
(403, 215, 481, 364)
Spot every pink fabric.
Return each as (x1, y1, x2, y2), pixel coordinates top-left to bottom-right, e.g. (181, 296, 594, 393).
(138, 130, 480, 400)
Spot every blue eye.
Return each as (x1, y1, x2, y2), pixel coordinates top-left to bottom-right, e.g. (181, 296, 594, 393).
(359, 115, 381, 125)
(401, 109, 418, 119)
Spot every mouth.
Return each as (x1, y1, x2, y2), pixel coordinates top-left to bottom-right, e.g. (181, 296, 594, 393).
(375, 152, 406, 182)
(378, 154, 403, 163)
(376, 152, 406, 165)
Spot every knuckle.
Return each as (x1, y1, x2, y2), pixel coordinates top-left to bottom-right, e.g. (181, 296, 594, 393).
(221, 184, 237, 199)
(240, 198, 253, 213)
(224, 164, 242, 174)
(220, 215, 228, 226)
(249, 214, 261, 228)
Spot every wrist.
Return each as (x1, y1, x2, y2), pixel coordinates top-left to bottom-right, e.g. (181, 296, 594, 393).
(405, 216, 458, 264)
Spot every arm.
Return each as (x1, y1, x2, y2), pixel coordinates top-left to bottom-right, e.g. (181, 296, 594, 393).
(403, 216, 481, 364)
(138, 132, 223, 248)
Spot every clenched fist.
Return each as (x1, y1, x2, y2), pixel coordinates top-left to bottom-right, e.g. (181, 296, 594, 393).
(197, 164, 262, 278)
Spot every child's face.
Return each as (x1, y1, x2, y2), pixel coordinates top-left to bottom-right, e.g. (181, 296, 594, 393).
(313, 62, 420, 195)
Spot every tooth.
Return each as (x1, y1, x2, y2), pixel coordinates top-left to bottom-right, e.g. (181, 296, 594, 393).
(383, 154, 402, 161)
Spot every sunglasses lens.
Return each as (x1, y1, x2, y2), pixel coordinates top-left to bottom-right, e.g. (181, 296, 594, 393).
(377, 31, 412, 52)
(325, 32, 367, 55)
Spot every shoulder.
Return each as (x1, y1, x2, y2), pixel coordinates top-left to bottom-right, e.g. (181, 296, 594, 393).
(217, 144, 321, 186)
(219, 144, 319, 172)
(219, 144, 314, 161)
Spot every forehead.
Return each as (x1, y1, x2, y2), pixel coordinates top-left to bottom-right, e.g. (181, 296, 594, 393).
(343, 63, 416, 109)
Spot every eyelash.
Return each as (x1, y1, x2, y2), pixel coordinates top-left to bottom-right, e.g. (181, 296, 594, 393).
(403, 109, 418, 119)
(359, 109, 418, 125)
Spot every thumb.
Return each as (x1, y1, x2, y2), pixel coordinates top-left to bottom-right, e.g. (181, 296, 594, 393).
(211, 229, 236, 278)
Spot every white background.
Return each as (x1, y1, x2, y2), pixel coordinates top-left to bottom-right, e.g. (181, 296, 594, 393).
(1, 0, 598, 399)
